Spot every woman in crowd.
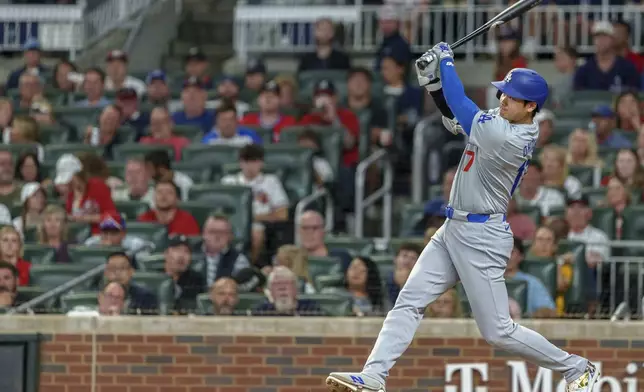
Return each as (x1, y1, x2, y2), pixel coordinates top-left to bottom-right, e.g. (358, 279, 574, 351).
(343, 256, 384, 316)
(614, 90, 644, 132)
(528, 225, 574, 316)
(539, 145, 583, 199)
(600, 176, 631, 240)
(566, 128, 602, 167)
(601, 148, 644, 188)
(8, 115, 44, 161)
(426, 288, 463, 318)
(14, 152, 42, 184)
(13, 182, 47, 236)
(274, 245, 315, 294)
(36, 205, 72, 263)
(0, 226, 31, 285)
(52, 60, 81, 93)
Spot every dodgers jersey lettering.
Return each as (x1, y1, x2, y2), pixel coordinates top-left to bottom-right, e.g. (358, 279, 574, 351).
(449, 108, 538, 214)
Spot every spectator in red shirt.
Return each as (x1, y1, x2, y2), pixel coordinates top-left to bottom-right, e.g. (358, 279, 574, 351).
(140, 107, 191, 161)
(299, 79, 360, 167)
(239, 80, 297, 142)
(55, 154, 117, 235)
(0, 226, 30, 286)
(137, 180, 200, 236)
(613, 20, 644, 74)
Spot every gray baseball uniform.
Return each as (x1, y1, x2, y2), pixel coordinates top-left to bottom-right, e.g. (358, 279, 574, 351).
(361, 108, 589, 385)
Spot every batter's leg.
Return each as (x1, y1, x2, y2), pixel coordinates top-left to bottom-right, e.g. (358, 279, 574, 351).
(446, 220, 596, 387)
(326, 226, 459, 392)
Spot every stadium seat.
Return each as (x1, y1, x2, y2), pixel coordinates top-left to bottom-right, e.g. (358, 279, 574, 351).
(245, 126, 274, 144)
(54, 107, 102, 137)
(181, 145, 241, 173)
(568, 90, 614, 110)
(174, 161, 213, 183)
(1, 143, 40, 159)
(114, 200, 149, 220)
(582, 187, 606, 206)
(398, 203, 425, 236)
(314, 274, 344, 291)
(520, 257, 557, 299)
(591, 207, 616, 240)
(324, 236, 373, 256)
(125, 222, 167, 249)
(40, 124, 70, 144)
(569, 166, 595, 188)
(299, 293, 352, 316)
(186, 185, 252, 248)
(23, 244, 56, 265)
(620, 206, 644, 255)
(518, 205, 541, 227)
(236, 292, 268, 315)
(279, 126, 343, 180)
(15, 286, 49, 311)
(176, 202, 215, 230)
(196, 292, 213, 315)
(264, 145, 314, 202)
(29, 264, 95, 291)
(137, 254, 166, 272)
(68, 246, 124, 265)
(44, 144, 104, 162)
(60, 291, 98, 313)
(106, 161, 126, 178)
(172, 125, 203, 141)
(505, 278, 528, 315)
(308, 256, 343, 285)
(68, 223, 92, 244)
(113, 144, 174, 162)
(130, 271, 175, 315)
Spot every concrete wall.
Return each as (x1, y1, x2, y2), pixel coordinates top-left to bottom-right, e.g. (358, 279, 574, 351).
(2, 316, 643, 392)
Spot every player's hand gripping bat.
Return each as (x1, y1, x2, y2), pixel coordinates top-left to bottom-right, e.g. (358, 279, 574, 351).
(417, 0, 542, 120)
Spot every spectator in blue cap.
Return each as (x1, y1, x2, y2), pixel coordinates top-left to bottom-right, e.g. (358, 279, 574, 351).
(76, 67, 110, 108)
(211, 76, 250, 119)
(145, 70, 173, 107)
(171, 77, 215, 134)
(375, 5, 411, 73)
(5, 38, 49, 91)
(297, 18, 350, 73)
(244, 58, 268, 93)
(590, 105, 632, 149)
(415, 167, 455, 235)
(184, 47, 213, 89)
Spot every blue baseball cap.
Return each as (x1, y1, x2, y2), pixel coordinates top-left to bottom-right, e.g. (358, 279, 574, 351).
(218, 75, 239, 86)
(146, 69, 166, 84)
(591, 105, 614, 118)
(23, 38, 41, 51)
(99, 211, 126, 231)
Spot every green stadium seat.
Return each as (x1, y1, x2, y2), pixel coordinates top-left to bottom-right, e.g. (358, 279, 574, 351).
(44, 144, 104, 162)
(581, 187, 606, 207)
(29, 264, 95, 290)
(236, 292, 267, 315)
(505, 278, 528, 315)
(114, 200, 149, 220)
(15, 286, 48, 310)
(308, 256, 343, 285)
(196, 292, 213, 315)
(68, 246, 124, 265)
(620, 206, 644, 256)
(299, 293, 352, 316)
(568, 90, 615, 110)
(591, 206, 616, 240)
(557, 240, 588, 313)
(264, 145, 314, 202)
(0, 143, 40, 159)
(398, 203, 425, 236)
(60, 291, 99, 313)
(518, 205, 541, 226)
(55, 107, 102, 136)
(569, 166, 595, 188)
(68, 223, 92, 244)
(245, 126, 274, 144)
(136, 254, 166, 272)
(520, 257, 557, 299)
(39, 124, 70, 144)
(174, 162, 213, 183)
(186, 185, 252, 248)
(106, 161, 126, 178)
(176, 201, 214, 230)
(23, 244, 55, 265)
(172, 125, 203, 141)
(130, 271, 175, 315)
(324, 236, 373, 256)
(181, 145, 241, 172)
(125, 222, 167, 248)
(314, 274, 344, 291)
(278, 126, 343, 180)
(113, 143, 174, 162)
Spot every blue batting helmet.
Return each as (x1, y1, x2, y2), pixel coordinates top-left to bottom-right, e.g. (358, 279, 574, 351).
(491, 68, 549, 109)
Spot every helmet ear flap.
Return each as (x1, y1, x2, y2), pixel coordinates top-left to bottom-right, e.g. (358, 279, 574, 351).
(496, 90, 502, 100)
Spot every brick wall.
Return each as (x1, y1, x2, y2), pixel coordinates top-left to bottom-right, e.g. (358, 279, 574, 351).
(39, 333, 644, 392)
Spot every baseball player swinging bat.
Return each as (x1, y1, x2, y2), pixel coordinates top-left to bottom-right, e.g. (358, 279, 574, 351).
(325, 7, 600, 392)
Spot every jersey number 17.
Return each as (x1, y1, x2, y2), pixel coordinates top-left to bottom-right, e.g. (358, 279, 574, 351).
(510, 160, 529, 196)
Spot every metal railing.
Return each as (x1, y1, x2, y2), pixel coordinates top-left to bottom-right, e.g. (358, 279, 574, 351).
(83, 0, 157, 48)
(354, 149, 393, 239)
(6, 263, 105, 315)
(294, 187, 335, 245)
(412, 114, 440, 204)
(233, 3, 640, 60)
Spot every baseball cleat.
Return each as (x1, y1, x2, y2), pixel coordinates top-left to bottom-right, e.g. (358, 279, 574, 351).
(565, 362, 599, 392)
(326, 373, 385, 392)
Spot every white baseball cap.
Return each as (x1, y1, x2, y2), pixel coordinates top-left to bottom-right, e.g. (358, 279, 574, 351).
(534, 109, 555, 124)
(592, 21, 614, 37)
(20, 182, 43, 203)
(54, 154, 82, 186)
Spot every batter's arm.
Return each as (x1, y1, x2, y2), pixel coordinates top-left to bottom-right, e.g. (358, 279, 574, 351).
(439, 58, 481, 136)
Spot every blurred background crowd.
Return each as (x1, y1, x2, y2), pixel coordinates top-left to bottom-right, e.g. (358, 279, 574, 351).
(0, 0, 641, 323)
